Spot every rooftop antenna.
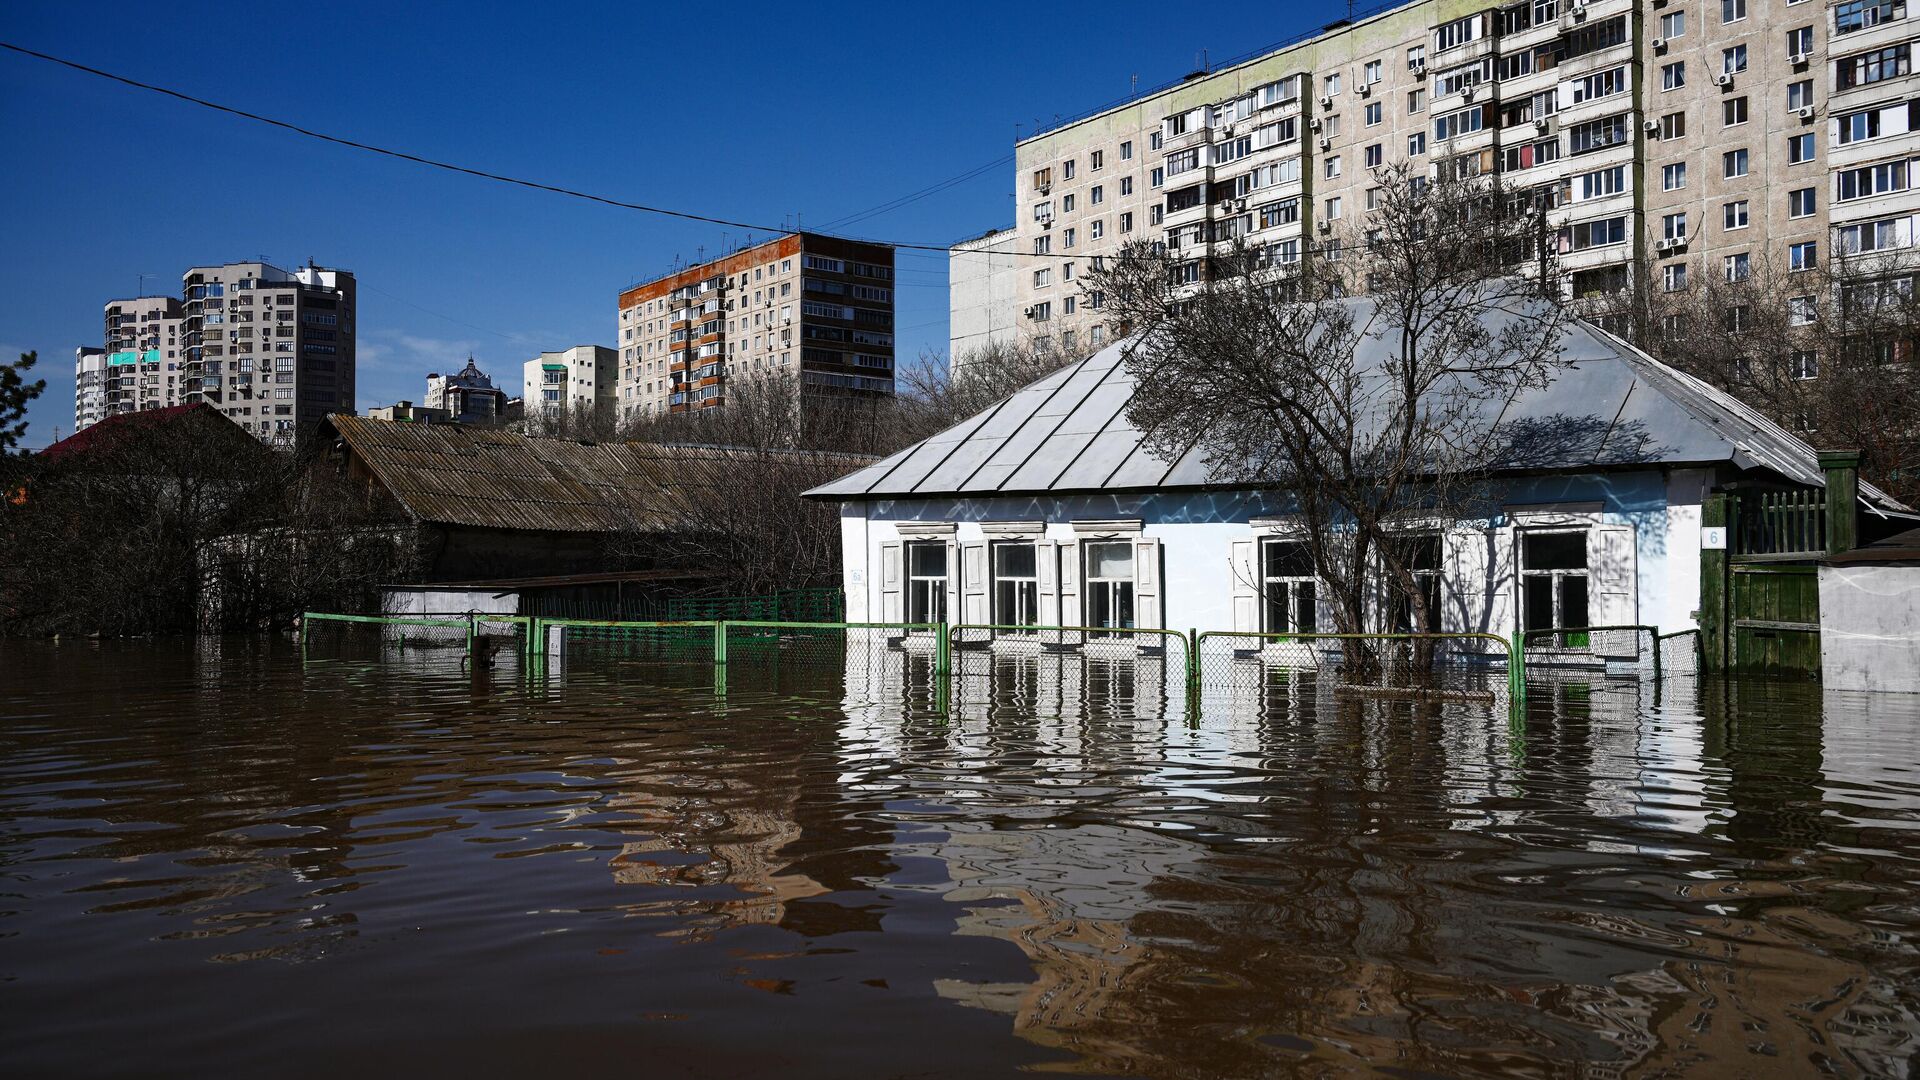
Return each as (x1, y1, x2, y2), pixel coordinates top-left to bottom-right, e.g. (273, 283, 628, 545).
(1130, 74, 1138, 98)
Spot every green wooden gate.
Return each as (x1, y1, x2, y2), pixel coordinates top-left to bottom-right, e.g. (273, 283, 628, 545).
(1729, 563, 1821, 677)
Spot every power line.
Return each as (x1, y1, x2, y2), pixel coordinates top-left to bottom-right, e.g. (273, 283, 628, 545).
(0, 41, 1056, 261)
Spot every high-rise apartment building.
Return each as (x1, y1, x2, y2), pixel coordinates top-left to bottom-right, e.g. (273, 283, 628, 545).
(180, 261, 356, 445)
(97, 295, 185, 425)
(426, 356, 512, 424)
(73, 347, 108, 432)
(992, 0, 1919, 351)
(948, 227, 1022, 369)
(616, 233, 896, 419)
(523, 346, 617, 423)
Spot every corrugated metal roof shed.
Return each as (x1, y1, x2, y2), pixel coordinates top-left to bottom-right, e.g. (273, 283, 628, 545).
(806, 304, 1910, 517)
(323, 415, 873, 534)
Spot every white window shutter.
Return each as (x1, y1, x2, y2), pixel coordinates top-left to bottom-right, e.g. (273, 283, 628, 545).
(1443, 526, 1507, 641)
(1059, 539, 1081, 627)
(879, 542, 903, 623)
(1133, 537, 1162, 629)
(1037, 540, 1058, 625)
(961, 541, 989, 625)
(1587, 524, 1638, 628)
(1230, 538, 1259, 633)
(945, 540, 961, 626)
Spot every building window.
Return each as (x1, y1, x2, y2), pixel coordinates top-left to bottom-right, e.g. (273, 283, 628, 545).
(1365, 102, 1382, 126)
(1408, 88, 1425, 113)
(1790, 187, 1816, 217)
(1723, 148, 1749, 178)
(1723, 44, 1748, 74)
(1408, 131, 1427, 155)
(1722, 0, 1746, 24)
(1835, 0, 1905, 35)
(907, 541, 947, 624)
(1261, 539, 1317, 633)
(1063, 159, 1076, 180)
(1790, 350, 1819, 380)
(1723, 96, 1748, 126)
(1788, 133, 1816, 163)
(1660, 10, 1686, 37)
(1663, 263, 1688, 292)
(1520, 531, 1590, 648)
(1724, 200, 1750, 230)
(1791, 241, 1819, 271)
(1787, 80, 1816, 110)
(1084, 541, 1135, 633)
(1364, 143, 1383, 168)
(1120, 140, 1133, 160)
(992, 542, 1039, 628)
(1091, 149, 1104, 170)
(1726, 252, 1751, 281)
(1386, 535, 1442, 632)
(1662, 62, 1686, 91)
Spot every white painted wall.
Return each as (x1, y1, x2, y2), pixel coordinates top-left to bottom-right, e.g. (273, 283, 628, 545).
(382, 588, 520, 617)
(1819, 565, 1920, 693)
(837, 469, 1699, 640)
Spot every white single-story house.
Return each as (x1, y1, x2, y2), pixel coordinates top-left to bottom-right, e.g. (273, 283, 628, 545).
(806, 309, 1909, 656)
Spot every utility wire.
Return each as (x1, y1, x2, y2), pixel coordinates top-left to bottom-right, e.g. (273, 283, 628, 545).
(0, 41, 1046, 260)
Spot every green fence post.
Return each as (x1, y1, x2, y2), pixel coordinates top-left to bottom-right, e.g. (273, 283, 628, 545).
(466, 613, 476, 663)
(1509, 631, 1527, 718)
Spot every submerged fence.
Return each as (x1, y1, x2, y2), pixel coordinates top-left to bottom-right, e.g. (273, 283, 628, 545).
(301, 611, 1711, 716)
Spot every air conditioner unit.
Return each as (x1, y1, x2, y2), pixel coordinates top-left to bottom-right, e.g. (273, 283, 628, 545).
(1643, 119, 1661, 133)
(1022, 307, 1035, 318)
(1037, 183, 1051, 194)
(1714, 72, 1734, 86)
(1358, 82, 1372, 97)
(1655, 237, 1677, 252)
(1318, 137, 1332, 150)
(1042, 218, 1053, 229)
(1233, 197, 1248, 211)
(1462, 85, 1477, 101)
(1316, 221, 1333, 233)
(1651, 37, 1666, 51)
(1410, 60, 1427, 75)
(1319, 95, 1334, 108)
(1797, 105, 1816, 119)
(1309, 118, 1323, 132)
(1789, 52, 1810, 66)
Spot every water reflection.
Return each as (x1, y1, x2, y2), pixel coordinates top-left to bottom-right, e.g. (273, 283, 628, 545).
(2, 640, 1918, 1078)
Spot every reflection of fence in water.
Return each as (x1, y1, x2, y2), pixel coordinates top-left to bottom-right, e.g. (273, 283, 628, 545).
(302, 612, 530, 665)
(1196, 631, 1515, 709)
(949, 626, 1190, 722)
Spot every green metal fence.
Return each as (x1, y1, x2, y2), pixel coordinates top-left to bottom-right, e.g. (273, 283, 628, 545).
(303, 611, 1731, 720)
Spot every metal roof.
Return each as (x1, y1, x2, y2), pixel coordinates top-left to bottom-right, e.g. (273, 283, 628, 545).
(323, 415, 874, 534)
(807, 303, 1910, 517)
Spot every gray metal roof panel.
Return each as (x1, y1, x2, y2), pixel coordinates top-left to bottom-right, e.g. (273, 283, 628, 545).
(804, 303, 1911, 515)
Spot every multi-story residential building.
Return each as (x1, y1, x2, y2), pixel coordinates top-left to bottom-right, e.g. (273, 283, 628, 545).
(426, 356, 511, 424)
(948, 227, 1022, 370)
(523, 346, 617, 423)
(615, 233, 896, 419)
(97, 295, 184, 424)
(73, 347, 109, 433)
(993, 0, 1920, 351)
(179, 260, 356, 445)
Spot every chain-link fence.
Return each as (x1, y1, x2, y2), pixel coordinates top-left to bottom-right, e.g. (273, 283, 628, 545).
(302, 612, 529, 665)
(1194, 631, 1518, 721)
(303, 610, 1722, 720)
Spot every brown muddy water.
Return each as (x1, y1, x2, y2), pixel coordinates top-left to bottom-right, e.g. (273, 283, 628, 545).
(3, 640, 1919, 1078)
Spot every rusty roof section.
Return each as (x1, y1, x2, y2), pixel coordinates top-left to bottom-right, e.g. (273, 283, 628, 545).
(322, 414, 874, 534)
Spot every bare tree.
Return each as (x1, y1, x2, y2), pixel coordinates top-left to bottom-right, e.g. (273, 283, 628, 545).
(1618, 247, 1920, 506)
(1088, 161, 1573, 667)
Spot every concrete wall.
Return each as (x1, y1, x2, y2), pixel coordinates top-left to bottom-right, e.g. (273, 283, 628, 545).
(838, 468, 1703, 639)
(383, 588, 520, 617)
(948, 228, 1021, 368)
(1819, 565, 1920, 693)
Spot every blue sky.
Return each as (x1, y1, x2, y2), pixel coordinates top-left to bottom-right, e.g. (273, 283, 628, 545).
(0, 0, 1353, 449)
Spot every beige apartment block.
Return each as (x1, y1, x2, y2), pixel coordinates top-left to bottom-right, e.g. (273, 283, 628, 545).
(992, 0, 1919, 353)
(523, 345, 617, 423)
(616, 232, 896, 421)
(180, 261, 357, 445)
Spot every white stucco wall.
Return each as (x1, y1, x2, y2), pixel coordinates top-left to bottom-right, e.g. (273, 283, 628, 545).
(836, 469, 1703, 641)
(1819, 565, 1920, 693)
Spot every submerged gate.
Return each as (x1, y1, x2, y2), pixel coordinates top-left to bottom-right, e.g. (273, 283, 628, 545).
(1701, 451, 1860, 678)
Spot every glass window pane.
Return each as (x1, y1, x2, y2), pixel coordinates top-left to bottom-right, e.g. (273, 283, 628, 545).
(1295, 582, 1316, 632)
(1523, 531, 1587, 570)
(1087, 541, 1134, 578)
(1561, 575, 1589, 629)
(1523, 576, 1554, 631)
(1265, 588, 1289, 633)
(994, 542, 1036, 577)
(1264, 540, 1313, 577)
(1114, 583, 1135, 628)
(910, 542, 947, 576)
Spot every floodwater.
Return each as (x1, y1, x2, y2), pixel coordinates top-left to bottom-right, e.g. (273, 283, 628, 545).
(4, 640, 1920, 1078)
